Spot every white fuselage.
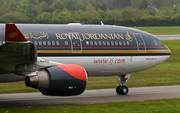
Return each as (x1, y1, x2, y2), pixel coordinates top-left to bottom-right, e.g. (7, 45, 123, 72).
(42, 55, 170, 77)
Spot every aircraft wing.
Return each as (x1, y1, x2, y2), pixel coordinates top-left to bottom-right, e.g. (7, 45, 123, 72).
(0, 23, 55, 75)
(0, 23, 35, 75)
(0, 23, 87, 96)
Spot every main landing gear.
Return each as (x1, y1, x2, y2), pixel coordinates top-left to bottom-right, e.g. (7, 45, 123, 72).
(116, 74, 130, 95)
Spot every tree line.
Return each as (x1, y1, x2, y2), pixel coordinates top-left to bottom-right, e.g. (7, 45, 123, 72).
(0, 0, 180, 26)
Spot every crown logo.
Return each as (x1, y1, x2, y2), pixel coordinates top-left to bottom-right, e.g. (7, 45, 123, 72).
(9, 32, 18, 38)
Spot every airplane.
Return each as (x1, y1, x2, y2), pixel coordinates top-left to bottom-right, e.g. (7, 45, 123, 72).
(0, 23, 171, 96)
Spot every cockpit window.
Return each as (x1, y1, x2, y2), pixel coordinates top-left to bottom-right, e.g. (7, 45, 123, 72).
(154, 39, 162, 46)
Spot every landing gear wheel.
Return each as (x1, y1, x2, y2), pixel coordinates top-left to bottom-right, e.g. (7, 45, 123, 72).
(116, 85, 128, 95)
(121, 85, 128, 95)
(116, 86, 121, 95)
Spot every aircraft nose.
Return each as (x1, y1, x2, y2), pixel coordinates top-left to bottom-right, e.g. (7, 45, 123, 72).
(165, 45, 171, 55)
(161, 45, 171, 63)
(168, 47, 171, 54)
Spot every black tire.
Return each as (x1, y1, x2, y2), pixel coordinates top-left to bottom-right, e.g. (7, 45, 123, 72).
(120, 85, 128, 95)
(116, 86, 121, 95)
(116, 85, 128, 95)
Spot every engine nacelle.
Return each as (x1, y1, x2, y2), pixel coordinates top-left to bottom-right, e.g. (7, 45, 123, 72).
(25, 64, 88, 96)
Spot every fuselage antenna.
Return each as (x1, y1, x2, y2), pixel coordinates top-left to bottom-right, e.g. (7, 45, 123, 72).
(100, 21, 104, 25)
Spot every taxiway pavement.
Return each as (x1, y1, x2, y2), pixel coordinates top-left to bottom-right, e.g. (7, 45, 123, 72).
(0, 85, 180, 107)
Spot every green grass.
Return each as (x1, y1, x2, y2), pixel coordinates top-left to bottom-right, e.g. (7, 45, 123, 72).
(0, 40, 179, 93)
(134, 26, 180, 35)
(1, 99, 180, 113)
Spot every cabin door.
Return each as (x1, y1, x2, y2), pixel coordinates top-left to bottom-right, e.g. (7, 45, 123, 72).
(133, 33, 146, 53)
(69, 33, 82, 53)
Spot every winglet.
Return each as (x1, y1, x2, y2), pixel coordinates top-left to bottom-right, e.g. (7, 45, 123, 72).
(5, 23, 27, 42)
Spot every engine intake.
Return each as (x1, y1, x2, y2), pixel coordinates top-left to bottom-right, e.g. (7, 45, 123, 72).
(25, 64, 88, 96)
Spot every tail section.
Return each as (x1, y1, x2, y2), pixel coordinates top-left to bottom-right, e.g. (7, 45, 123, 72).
(5, 23, 27, 42)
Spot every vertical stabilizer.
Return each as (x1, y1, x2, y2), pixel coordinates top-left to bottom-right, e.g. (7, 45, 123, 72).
(5, 23, 27, 42)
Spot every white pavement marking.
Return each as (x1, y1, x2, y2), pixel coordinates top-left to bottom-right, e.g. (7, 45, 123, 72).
(156, 35, 180, 40)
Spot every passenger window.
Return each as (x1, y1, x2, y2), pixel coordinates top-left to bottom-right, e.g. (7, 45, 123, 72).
(43, 41, 46, 45)
(119, 41, 122, 45)
(103, 41, 106, 45)
(115, 41, 118, 45)
(90, 41, 93, 45)
(48, 41, 51, 45)
(107, 41, 110, 45)
(98, 41, 102, 45)
(34, 41, 38, 45)
(127, 41, 130, 45)
(86, 41, 89, 45)
(56, 41, 60, 45)
(123, 41, 126, 45)
(94, 41, 98, 45)
(52, 41, 55, 45)
(39, 41, 42, 45)
(111, 41, 114, 45)
(65, 41, 68, 46)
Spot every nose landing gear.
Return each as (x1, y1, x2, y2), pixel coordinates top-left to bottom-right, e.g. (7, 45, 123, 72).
(116, 74, 130, 95)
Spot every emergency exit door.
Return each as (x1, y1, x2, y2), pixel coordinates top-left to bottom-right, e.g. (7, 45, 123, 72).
(69, 33, 82, 53)
(133, 33, 146, 53)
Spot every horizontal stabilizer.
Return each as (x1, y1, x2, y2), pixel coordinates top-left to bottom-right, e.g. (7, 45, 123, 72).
(5, 23, 27, 42)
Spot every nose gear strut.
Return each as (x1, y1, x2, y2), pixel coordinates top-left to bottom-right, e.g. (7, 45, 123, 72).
(116, 74, 130, 95)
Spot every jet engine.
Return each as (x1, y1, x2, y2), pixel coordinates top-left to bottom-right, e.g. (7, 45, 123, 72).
(25, 64, 88, 96)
